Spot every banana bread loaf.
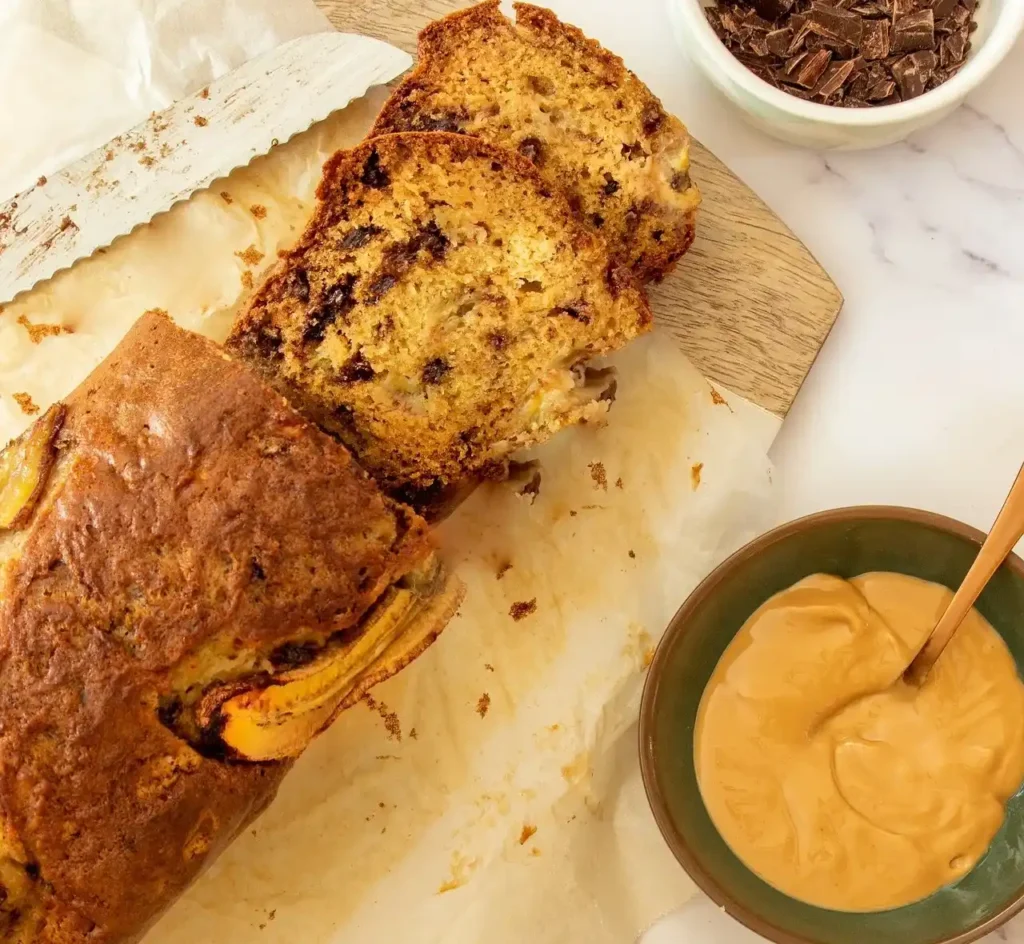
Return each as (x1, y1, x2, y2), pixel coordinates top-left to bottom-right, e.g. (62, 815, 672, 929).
(0, 311, 458, 942)
(228, 131, 651, 510)
(371, 1, 702, 283)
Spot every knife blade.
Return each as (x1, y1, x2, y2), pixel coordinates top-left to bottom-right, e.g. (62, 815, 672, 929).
(0, 32, 411, 306)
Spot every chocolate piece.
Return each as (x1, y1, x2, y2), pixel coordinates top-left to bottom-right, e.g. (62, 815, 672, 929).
(892, 9, 935, 51)
(891, 49, 938, 97)
(862, 19, 891, 57)
(767, 27, 795, 53)
(806, 4, 865, 45)
(793, 47, 833, 85)
(814, 57, 861, 98)
(753, 0, 797, 18)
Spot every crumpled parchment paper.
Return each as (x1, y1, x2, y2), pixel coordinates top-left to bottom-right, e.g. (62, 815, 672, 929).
(0, 2, 778, 941)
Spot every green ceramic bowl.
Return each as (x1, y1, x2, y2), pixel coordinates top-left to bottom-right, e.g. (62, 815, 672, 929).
(640, 506, 1024, 944)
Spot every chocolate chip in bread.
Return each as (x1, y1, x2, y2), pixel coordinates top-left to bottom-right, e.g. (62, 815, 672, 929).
(371, 1, 701, 283)
(228, 132, 652, 508)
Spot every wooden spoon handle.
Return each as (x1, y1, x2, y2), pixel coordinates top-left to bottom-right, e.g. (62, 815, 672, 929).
(906, 462, 1024, 686)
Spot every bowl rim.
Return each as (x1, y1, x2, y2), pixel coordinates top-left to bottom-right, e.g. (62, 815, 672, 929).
(670, 0, 1024, 127)
(639, 503, 1024, 944)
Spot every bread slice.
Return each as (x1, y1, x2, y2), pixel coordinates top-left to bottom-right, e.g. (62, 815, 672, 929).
(228, 132, 651, 508)
(371, 1, 701, 283)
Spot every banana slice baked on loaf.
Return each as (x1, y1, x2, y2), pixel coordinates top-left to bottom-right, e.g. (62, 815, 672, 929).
(0, 311, 461, 943)
(371, 1, 701, 282)
(228, 132, 652, 510)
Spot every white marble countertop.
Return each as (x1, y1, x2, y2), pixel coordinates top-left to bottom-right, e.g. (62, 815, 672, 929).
(536, 0, 1024, 940)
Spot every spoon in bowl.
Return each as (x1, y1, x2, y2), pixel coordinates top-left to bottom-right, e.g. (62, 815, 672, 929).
(905, 462, 1024, 686)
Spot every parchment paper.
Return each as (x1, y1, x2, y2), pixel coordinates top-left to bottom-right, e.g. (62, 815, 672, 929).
(0, 3, 778, 941)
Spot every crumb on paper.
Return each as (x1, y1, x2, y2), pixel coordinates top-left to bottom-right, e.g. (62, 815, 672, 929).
(36, 176, 47, 187)
(530, 847, 542, 857)
(59, 215, 76, 233)
(589, 461, 607, 490)
(409, 727, 418, 740)
(12, 393, 39, 416)
(519, 468, 542, 502)
(250, 204, 268, 220)
(236, 245, 265, 267)
(268, 910, 275, 922)
(241, 270, 254, 291)
(200, 86, 210, 99)
(17, 315, 72, 344)
(615, 476, 624, 489)
(643, 646, 655, 669)
(139, 156, 156, 168)
(104, 149, 114, 162)
(220, 191, 234, 205)
(691, 461, 704, 490)
(628, 549, 636, 559)
(569, 509, 577, 517)
(496, 561, 512, 580)
(476, 693, 491, 718)
(518, 824, 537, 845)
(484, 663, 495, 673)
(364, 693, 401, 741)
(437, 853, 479, 895)
(193, 115, 208, 127)
(509, 599, 537, 621)
(710, 386, 733, 411)
(548, 723, 561, 732)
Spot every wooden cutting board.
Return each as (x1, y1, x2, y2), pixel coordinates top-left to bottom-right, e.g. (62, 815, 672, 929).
(315, 0, 843, 419)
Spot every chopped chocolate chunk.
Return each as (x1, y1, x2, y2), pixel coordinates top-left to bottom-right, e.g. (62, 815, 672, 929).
(805, 4, 864, 46)
(527, 74, 556, 95)
(604, 262, 632, 298)
(792, 48, 833, 86)
(549, 304, 592, 324)
(670, 170, 692, 192)
(517, 136, 545, 164)
(602, 173, 621, 195)
(421, 357, 452, 384)
(290, 267, 311, 302)
(641, 103, 664, 135)
(303, 275, 358, 344)
(814, 57, 861, 98)
(360, 149, 390, 189)
(892, 9, 935, 51)
(365, 274, 398, 304)
(413, 112, 466, 133)
(891, 48, 937, 97)
(754, 0, 797, 17)
(339, 351, 375, 383)
(340, 225, 383, 250)
(418, 220, 450, 260)
(767, 26, 795, 53)
(862, 19, 891, 57)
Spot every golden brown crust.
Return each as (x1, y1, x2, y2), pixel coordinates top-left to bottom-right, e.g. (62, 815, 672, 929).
(0, 311, 432, 942)
(228, 132, 651, 500)
(371, 1, 700, 282)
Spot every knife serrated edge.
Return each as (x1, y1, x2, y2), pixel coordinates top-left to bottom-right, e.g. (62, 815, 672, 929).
(0, 32, 412, 306)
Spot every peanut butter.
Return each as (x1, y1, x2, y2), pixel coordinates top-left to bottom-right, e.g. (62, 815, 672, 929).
(695, 572, 1024, 912)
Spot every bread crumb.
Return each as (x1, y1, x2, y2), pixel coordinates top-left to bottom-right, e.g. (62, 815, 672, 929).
(220, 191, 234, 205)
(509, 599, 537, 621)
(615, 477, 624, 489)
(104, 150, 114, 162)
(589, 461, 608, 490)
(519, 824, 537, 845)
(476, 693, 491, 718)
(628, 549, 636, 559)
(236, 244, 265, 267)
(250, 204, 268, 220)
(364, 693, 401, 741)
(530, 847, 542, 857)
(241, 270, 254, 291)
(200, 87, 210, 99)
(193, 115, 208, 127)
(496, 561, 512, 580)
(59, 215, 77, 232)
(691, 461, 703, 490)
(484, 663, 495, 673)
(12, 393, 39, 415)
(643, 647, 655, 669)
(409, 727, 418, 740)
(710, 387, 732, 410)
(36, 176, 47, 187)
(17, 315, 72, 344)
(139, 155, 156, 167)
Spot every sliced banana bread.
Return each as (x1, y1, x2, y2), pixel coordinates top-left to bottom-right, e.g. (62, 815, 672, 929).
(228, 132, 651, 507)
(371, 1, 701, 283)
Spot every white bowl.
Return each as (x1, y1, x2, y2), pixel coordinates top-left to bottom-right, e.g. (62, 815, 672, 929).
(668, 0, 1024, 148)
